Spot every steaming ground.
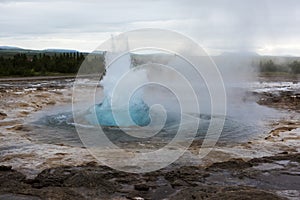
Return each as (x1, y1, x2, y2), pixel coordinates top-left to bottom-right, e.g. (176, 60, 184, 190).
(0, 76, 299, 178)
(0, 76, 299, 199)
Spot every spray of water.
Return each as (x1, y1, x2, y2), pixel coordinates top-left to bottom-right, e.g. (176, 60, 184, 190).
(84, 46, 153, 127)
(72, 29, 283, 173)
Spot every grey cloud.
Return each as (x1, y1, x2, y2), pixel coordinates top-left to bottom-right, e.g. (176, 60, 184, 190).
(0, 0, 299, 55)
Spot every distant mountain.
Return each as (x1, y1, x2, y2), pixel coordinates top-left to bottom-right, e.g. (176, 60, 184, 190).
(43, 49, 78, 53)
(219, 51, 260, 57)
(0, 46, 24, 50)
(0, 46, 81, 53)
(93, 50, 105, 54)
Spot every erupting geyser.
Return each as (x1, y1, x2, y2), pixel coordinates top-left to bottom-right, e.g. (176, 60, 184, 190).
(87, 95, 151, 127)
(84, 44, 152, 127)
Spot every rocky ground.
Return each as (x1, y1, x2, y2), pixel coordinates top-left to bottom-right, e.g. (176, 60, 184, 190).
(0, 78, 95, 178)
(0, 76, 299, 200)
(0, 153, 299, 199)
(255, 90, 300, 112)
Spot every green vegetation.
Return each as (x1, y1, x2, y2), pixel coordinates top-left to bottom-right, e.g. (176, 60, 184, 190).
(0, 50, 105, 77)
(259, 59, 300, 74)
(289, 60, 300, 74)
(1, 47, 300, 77)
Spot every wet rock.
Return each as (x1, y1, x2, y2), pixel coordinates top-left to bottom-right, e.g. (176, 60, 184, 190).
(19, 111, 30, 116)
(164, 166, 209, 188)
(278, 151, 289, 155)
(0, 112, 7, 120)
(213, 187, 285, 200)
(170, 185, 218, 200)
(0, 165, 12, 171)
(269, 126, 298, 137)
(207, 158, 254, 170)
(250, 153, 300, 164)
(255, 89, 300, 112)
(0, 167, 26, 188)
(0, 119, 21, 126)
(7, 124, 31, 132)
(34, 93, 50, 98)
(46, 100, 56, 105)
(171, 186, 285, 200)
(52, 91, 63, 95)
(0, 193, 41, 200)
(0, 153, 299, 199)
(17, 102, 30, 107)
(33, 166, 119, 194)
(134, 184, 149, 191)
(170, 179, 189, 187)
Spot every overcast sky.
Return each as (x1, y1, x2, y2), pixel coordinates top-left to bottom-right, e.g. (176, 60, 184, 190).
(0, 0, 299, 55)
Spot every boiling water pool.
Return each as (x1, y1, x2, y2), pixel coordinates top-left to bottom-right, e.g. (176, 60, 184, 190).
(28, 100, 284, 149)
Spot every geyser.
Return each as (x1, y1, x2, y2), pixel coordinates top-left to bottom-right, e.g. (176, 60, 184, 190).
(84, 49, 152, 127)
(87, 95, 151, 127)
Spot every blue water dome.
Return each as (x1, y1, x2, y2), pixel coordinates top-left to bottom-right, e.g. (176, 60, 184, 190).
(85, 96, 151, 127)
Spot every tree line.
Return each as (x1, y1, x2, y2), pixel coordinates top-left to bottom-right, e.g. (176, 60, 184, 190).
(2, 52, 299, 77)
(0, 52, 87, 76)
(259, 59, 300, 74)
